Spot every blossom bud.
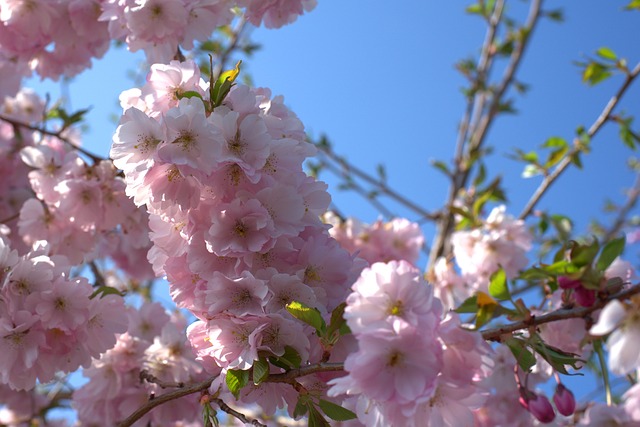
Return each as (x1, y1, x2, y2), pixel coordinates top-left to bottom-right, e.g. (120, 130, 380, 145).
(558, 276, 581, 289)
(520, 392, 556, 423)
(553, 383, 576, 416)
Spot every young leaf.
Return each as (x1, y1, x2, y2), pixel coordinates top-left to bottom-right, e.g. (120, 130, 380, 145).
(505, 337, 536, 371)
(211, 60, 242, 107)
(318, 399, 357, 421)
(286, 301, 326, 335)
(269, 345, 302, 370)
(252, 359, 269, 385)
(596, 236, 626, 272)
(488, 268, 510, 301)
(226, 369, 249, 399)
(308, 405, 331, 427)
(293, 396, 309, 418)
(326, 302, 347, 339)
(454, 295, 479, 314)
(596, 47, 617, 61)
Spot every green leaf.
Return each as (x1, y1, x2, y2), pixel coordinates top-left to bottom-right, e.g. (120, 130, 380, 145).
(626, 0, 640, 9)
(540, 259, 581, 276)
(326, 302, 348, 340)
(531, 340, 584, 375)
(211, 60, 242, 107)
(269, 345, 302, 370)
(570, 239, 600, 267)
(465, 3, 483, 15)
(293, 396, 309, 418)
(252, 359, 269, 385)
(286, 301, 326, 335)
(319, 399, 357, 421)
(90, 285, 124, 299)
(505, 337, 536, 371)
(542, 136, 567, 148)
(308, 405, 331, 427)
(518, 267, 554, 280)
(432, 160, 451, 177)
(596, 47, 617, 61)
(546, 8, 564, 22)
(488, 268, 510, 300)
(582, 62, 612, 86)
(225, 369, 249, 399)
(596, 236, 626, 272)
(454, 295, 478, 314)
(177, 90, 204, 101)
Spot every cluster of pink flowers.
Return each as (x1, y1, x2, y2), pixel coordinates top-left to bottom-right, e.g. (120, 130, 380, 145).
(328, 260, 492, 426)
(0, 234, 128, 391)
(451, 205, 532, 294)
(112, 59, 363, 415)
(0, 0, 316, 96)
(73, 302, 205, 426)
(324, 212, 425, 266)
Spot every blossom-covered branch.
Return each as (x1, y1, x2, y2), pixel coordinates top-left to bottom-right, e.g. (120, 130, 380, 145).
(481, 282, 640, 341)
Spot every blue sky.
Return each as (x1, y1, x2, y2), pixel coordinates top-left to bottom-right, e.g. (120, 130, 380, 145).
(26, 0, 640, 406)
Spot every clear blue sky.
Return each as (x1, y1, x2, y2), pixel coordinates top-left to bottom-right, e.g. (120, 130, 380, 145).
(27, 0, 640, 406)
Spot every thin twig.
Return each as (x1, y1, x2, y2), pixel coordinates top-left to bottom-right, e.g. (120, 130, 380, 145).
(317, 147, 438, 221)
(429, 0, 543, 270)
(117, 376, 217, 427)
(519, 62, 640, 220)
(318, 156, 396, 218)
(603, 173, 640, 243)
(480, 283, 640, 341)
(212, 398, 267, 427)
(0, 114, 106, 164)
(118, 363, 344, 427)
(213, 16, 248, 80)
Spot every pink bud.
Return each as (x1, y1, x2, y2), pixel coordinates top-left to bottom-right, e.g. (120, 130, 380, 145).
(527, 394, 556, 423)
(574, 287, 596, 307)
(558, 276, 581, 289)
(553, 383, 576, 416)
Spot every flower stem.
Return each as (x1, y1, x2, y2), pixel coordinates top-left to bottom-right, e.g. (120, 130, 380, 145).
(594, 340, 612, 406)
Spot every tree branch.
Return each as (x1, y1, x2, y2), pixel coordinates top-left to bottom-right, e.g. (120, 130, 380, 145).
(603, 173, 640, 243)
(519, 61, 640, 220)
(0, 114, 106, 164)
(117, 376, 216, 427)
(316, 144, 439, 221)
(481, 283, 640, 341)
(212, 398, 267, 427)
(428, 0, 543, 271)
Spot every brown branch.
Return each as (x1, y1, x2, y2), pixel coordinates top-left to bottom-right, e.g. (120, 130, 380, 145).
(481, 283, 640, 341)
(212, 398, 267, 427)
(118, 363, 344, 427)
(265, 362, 344, 384)
(519, 62, 640, 220)
(317, 156, 396, 218)
(603, 173, 640, 243)
(0, 114, 106, 164)
(117, 376, 217, 427)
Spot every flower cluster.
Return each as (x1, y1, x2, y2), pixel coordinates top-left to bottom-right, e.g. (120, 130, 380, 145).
(0, 234, 128, 391)
(451, 205, 532, 294)
(324, 212, 425, 266)
(328, 260, 492, 426)
(73, 303, 205, 426)
(112, 59, 363, 415)
(0, 0, 316, 96)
